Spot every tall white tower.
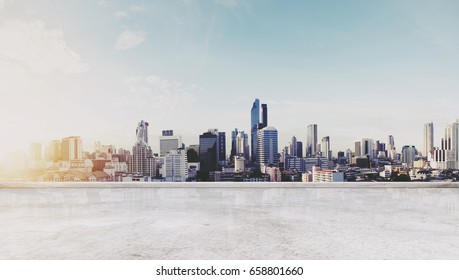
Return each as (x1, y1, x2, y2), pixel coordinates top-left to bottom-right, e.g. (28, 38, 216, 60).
(423, 122, 434, 160)
(306, 124, 317, 157)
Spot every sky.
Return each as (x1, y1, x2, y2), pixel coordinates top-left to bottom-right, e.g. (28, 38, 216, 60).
(1, 0, 459, 160)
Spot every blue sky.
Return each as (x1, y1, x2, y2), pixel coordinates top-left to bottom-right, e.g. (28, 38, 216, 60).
(1, 0, 459, 159)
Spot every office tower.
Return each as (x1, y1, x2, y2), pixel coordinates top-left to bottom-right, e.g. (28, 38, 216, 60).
(296, 141, 303, 158)
(354, 141, 361, 157)
(234, 155, 245, 172)
(387, 135, 396, 159)
(423, 122, 434, 159)
(136, 120, 149, 144)
(29, 143, 42, 161)
(401, 145, 418, 166)
(236, 131, 249, 159)
(444, 121, 459, 168)
(199, 129, 219, 174)
(230, 128, 238, 160)
(218, 132, 226, 163)
(432, 125, 456, 169)
(160, 130, 183, 156)
(163, 149, 188, 182)
(130, 120, 154, 176)
(61, 136, 83, 161)
(346, 149, 352, 162)
(257, 126, 279, 167)
(47, 140, 62, 162)
(250, 99, 261, 163)
(306, 124, 318, 157)
(290, 136, 297, 158)
(321, 136, 331, 160)
(261, 104, 268, 128)
(361, 138, 374, 159)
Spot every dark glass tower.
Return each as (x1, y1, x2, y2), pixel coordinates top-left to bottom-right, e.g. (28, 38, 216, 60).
(218, 132, 226, 163)
(261, 103, 268, 128)
(251, 99, 260, 163)
(199, 131, 218, 174)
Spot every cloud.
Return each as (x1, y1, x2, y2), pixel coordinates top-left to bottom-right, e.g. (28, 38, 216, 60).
(114, 30, 146, 50)
(97, 0, 112, 7)
(121, 75, 197, 121)
(0, 0, 4, 13)
(114, 11, 129, 20)
(129, 4, 152, 12)
(0, 20, 89, 74)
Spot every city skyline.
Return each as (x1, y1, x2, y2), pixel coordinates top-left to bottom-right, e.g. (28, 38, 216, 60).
(1, 1, 459, 160)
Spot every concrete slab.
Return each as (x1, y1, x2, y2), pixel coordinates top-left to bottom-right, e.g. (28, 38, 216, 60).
(1, 183, 459, 259)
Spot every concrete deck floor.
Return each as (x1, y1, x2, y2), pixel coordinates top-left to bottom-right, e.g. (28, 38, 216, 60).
(1, 182, 459, 259)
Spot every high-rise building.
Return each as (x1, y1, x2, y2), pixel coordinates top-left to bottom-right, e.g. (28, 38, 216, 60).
(218, 132, 226, 164)
(250, 99, 269, 165)
(159, 130, 183, 156)
(234, 155, 245, 172)
(306, 124, 317, 157)
(443, 121, 459, 168)
(387, 135, 396, 159)
(250, 99, 261, 163)
(236, 131, 249, 159)
(257, 126, 279, 167)
(261, 103, 268, 128)
(290, 136, 297, 158)
(163, 149, 188, 182)
(354, 141, 361, 157)
(136, 120, 149, 143)
(361, 138, 374, 159)
(61, 136, 83, 161)
(47, 140, 62, 162)
(424, 122, 434, 159)
(230, 128, 238, 160)
(199, 129, 219, 174)
(321, 136, 331, 160)
(296, 141, 303, 158)
(401, 145, 418, 166)
(130, 120, 155, 177)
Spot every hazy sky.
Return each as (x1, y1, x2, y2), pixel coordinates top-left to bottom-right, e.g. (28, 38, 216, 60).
(1, 0, 459, 159)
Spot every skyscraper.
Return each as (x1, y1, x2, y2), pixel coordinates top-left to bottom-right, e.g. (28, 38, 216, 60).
(444, 121, 459, 168)
(236, 131, 249, 159)
(230, 128, 238, 160)
(354, 141, 361, 157)
(130, 120, 154, 177)
(423, 122, 434, 159)
(163, 149, 188, 182)
(136, 120, 149, 144)
(387, 135, 396, 159)
(361, 138, 374, 159)
(401, 145, 418, 166)
(290, 136, 297, 157)
(159, 130, 183, 156)
(261, 103, 268, 128)
(321, 136, 331, 160)
(47, 140, 62, 162)
(61, 136, 82, 161)
(257, 126, 279, 167)
(306, 124, 317, 157)
(297, 141, 303, 158)
(218, 131, 226, 164)
(199, 129, 219, 175)
(250, 99, 260, 163)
